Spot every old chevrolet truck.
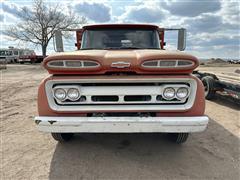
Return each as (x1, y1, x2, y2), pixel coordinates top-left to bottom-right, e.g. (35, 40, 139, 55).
(34, 24, 209, 143)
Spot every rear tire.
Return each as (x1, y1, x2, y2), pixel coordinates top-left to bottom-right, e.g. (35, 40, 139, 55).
(51, 133, 74, 142)
(169, 133, 189, 143)
(201, 76, 216, 100)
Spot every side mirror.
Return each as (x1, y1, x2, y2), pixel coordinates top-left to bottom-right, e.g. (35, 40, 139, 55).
(177, 28, 186, 51)
(54, 30, 64, 52)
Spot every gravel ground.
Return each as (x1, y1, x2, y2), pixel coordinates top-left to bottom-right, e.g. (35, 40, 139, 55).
(1, 64, 239, 180)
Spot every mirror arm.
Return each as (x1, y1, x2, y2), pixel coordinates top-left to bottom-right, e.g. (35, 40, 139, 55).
(157, 28, 165, 49)
(160, 30, 165, 49)
(75, 30, 83, 50)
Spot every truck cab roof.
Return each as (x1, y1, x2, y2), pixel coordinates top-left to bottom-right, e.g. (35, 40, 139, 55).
(82, 24, 159, 30)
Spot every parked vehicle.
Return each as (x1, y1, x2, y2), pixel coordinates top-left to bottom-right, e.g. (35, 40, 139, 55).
(34, 24, 209, 143)
(18, 50, 44, 64)
(193, 70, 240, 105)
(0, 58, 7, 69)
(0, 48, 16, 63)
(0, 47, 44, 64)
(18, 50, 35, 64)
(228, 60, 240, 64)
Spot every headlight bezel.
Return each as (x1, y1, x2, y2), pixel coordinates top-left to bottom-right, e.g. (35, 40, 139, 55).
(162, 87, 176, 100)
(67, 88, 80, 101)
(53, 86, 81, 102)
(162, 85, 190, 101)
(176, 87, 189, 99)
(53, 88, 67, 101)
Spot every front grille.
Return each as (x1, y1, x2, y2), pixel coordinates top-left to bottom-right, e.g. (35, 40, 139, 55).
(53, 84, 188, 105)
(45, 77, 197, 112)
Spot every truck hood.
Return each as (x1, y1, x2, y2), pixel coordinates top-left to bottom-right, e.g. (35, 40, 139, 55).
(43, 49, 199, 75)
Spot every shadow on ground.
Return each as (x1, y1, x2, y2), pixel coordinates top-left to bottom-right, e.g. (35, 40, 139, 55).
(211, 94, 240, 110)
(49, 119, 239, 180)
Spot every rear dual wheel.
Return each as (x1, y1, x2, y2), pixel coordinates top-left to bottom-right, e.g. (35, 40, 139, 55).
(201, 76, 216, 100)
(51, 133, 74, 142)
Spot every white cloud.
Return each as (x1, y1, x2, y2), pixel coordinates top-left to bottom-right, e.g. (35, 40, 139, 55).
(185, 14, 224, 33)
(0, 14, 3, 22)
(161, 0, 221, 17)
(73, 1, 111, 22)
(220, 1, 240, 26)
(118, 5, 165, 23)
(117, 1, 169, 23)
(1, 1, 22, 17)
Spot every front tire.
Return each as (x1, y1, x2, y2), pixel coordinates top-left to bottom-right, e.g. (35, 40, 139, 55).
(51, 133, 74, 142)
(169, 133, 189, 143)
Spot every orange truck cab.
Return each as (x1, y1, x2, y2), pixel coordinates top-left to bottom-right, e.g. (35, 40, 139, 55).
(34, 24, 209, 143)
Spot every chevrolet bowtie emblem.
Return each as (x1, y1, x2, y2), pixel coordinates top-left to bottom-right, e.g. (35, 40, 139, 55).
(111, 61, 131, 68)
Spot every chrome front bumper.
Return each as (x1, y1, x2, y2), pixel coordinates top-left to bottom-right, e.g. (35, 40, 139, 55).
(34, 116, 209, 133)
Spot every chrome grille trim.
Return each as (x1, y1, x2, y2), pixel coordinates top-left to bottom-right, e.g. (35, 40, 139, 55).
(53, 84, 188, 105)
(45, 78, 197, 112)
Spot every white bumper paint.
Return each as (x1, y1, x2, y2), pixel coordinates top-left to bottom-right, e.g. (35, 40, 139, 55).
(34, 116, 209, 133)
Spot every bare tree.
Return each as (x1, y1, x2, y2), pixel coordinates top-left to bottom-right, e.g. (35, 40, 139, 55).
(6, 0, 86, 56)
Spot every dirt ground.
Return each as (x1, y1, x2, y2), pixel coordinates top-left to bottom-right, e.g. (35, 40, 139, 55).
(0, 64, 239, 180)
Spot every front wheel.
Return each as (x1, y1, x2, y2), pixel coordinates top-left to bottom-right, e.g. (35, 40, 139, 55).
(51, 133, 74, 142)
(168, 133, 189, 143)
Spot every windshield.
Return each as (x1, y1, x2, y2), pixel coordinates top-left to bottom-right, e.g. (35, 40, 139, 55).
(81, 29, 160, 50)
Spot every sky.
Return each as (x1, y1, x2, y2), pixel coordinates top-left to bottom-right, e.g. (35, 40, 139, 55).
(0, 0, 239, 59)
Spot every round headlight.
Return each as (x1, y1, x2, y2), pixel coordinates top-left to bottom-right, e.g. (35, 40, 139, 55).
(54, 88, 66, 101)
(163, 87, 175, 100)
(67, 88, 80, 101)
(176, 87, 189, 99)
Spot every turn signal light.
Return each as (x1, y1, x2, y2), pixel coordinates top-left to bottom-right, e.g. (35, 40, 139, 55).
(47, 60, 100, 69)
(142, 59, 194, 68)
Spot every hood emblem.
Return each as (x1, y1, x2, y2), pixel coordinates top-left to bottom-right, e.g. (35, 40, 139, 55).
(111, 61, 131, 69)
